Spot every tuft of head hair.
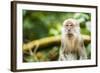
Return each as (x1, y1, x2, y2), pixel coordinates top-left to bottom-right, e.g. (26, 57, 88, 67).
(63, 18, 79, 27)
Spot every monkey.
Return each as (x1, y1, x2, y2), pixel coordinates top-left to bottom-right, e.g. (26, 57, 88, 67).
(59, 18, 87, 61)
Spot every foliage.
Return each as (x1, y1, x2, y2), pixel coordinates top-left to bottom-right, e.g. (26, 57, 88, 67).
(23, 10, 91, 62)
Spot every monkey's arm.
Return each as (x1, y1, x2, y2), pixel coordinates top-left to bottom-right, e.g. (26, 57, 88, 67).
(59, 40, 67, 61)
(59, 48, 66, 61)
(79, 39, 87, 59)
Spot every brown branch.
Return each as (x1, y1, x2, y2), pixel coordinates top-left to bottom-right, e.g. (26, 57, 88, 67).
(23, 35, 90, 51)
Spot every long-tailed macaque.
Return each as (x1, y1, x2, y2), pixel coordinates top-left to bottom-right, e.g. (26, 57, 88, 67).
(59, 18, 87, 60)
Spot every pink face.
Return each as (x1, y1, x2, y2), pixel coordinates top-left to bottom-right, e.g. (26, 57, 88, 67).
(63, 19, 79, 35)
(64, 21, 75, 32)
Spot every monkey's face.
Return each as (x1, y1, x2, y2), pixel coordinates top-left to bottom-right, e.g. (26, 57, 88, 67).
(62, 19, 80, 36)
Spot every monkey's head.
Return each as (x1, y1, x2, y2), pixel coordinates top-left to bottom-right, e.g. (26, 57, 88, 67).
(62, 18, 80, 36)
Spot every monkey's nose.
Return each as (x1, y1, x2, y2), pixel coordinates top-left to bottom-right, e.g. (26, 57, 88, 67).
(68, 29, 70, 31)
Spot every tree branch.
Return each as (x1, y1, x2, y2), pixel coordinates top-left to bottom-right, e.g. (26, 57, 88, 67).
(23, 35, 90, 52)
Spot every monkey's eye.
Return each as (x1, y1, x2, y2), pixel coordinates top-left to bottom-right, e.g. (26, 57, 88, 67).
(65, 25, 68, 27)
(70, 24, 73, 26)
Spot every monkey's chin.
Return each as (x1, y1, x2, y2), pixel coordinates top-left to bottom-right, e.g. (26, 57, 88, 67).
(67, 33, 74, 37)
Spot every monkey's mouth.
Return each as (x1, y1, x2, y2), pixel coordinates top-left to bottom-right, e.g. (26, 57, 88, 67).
(64, 29, 74, 36)
(67, 32, 74, 37)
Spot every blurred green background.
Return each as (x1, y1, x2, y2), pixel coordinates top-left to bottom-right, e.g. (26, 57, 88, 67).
(23, 10, 91, 62)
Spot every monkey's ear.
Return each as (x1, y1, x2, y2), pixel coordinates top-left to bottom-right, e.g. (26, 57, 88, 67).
(73, 19, 79, 26)
(63, 19, 68, 26)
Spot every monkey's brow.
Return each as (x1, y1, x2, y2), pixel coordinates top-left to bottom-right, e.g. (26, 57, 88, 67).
(66, 21, 73, 25)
